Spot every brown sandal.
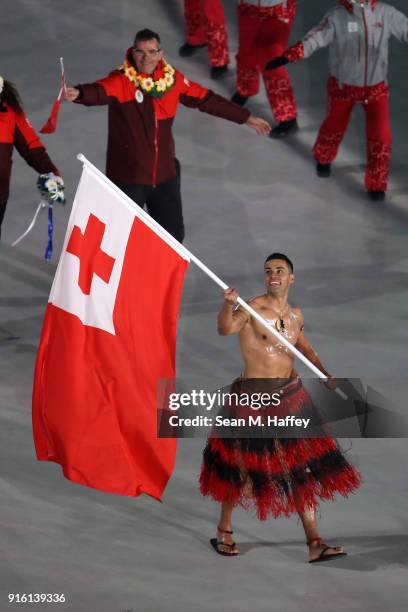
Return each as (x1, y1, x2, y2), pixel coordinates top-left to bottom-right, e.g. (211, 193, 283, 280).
(210, 527, 239, 557)
(307, 537, 347, 564)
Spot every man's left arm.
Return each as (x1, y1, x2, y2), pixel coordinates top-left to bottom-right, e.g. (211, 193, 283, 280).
(179, 77, 271, 135)
(387, 5, 408, 43)
(295, 321, 336, 389)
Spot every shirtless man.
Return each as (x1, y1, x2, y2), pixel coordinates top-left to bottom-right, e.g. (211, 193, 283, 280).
(199, 253, 361, 563)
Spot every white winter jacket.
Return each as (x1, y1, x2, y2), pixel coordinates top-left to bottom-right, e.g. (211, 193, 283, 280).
(300, 0, 408, 87)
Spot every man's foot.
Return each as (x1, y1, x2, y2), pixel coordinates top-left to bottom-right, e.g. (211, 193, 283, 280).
(308, 537, 347, 564)
(178, 42, 206, 57)
(230, 92, 249, 106)
(316, 162, 331, 177)
(210, 65, 229, 80)
(367, 190, 386, 202)
(210, 526, 239, 556)
(269, 118, 298, 138)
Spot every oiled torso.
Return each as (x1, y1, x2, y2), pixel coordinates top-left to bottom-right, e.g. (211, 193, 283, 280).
(239, 300, 303, 378)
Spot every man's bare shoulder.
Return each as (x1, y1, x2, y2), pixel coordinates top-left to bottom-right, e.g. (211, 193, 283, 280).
(247, 294, 268, 308)
(290, 305, 303, 317)
(290, 306, 305, 329)
(234, 295, 264, 324)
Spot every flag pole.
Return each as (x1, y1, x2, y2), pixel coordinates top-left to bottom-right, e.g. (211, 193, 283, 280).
(76, 154, 328, 380)
(60, 57, 66, 94)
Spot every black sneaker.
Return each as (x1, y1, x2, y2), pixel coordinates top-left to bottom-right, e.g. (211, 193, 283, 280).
(178, 42, 206, 57)
(269, 118, 298, 138)
(316, 163, 331, 177)
(230, 92, 249, 106)
(210, 65, 229, 80)
(368, 190, 386, 201)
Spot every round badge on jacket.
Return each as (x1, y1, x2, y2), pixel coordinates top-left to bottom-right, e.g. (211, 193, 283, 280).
(135, 89, 144, 103)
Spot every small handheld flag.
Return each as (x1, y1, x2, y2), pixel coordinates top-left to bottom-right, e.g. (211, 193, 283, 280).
(39, 57, 66, 134)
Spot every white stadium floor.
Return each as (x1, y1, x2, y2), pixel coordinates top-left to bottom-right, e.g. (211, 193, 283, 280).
(1, 1, 408, 611)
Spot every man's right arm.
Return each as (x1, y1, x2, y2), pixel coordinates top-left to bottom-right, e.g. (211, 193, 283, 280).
(265, 11, 335, 70)
(64, 72, 121, 106)
(217, 288, 249, 335)
(179, 76, 270, 135)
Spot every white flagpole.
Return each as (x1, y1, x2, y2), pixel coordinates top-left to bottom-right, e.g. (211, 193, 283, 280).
(76, 154, 328, 380)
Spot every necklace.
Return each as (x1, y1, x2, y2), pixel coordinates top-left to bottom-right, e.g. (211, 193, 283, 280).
(269, 304, 289, 334)
(120, 58, 176, 98)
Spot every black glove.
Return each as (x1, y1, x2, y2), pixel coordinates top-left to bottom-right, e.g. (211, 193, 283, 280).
(265, 56, 289, 71)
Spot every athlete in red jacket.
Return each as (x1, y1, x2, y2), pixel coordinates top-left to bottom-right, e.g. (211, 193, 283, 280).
(0, 77, 60, 237)
(65, 29, 270, 242)
(179, 0, 230, 79)
(231, 1, 298, 138)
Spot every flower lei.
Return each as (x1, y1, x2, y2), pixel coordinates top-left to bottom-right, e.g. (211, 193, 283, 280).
(120, 59, 176, 98)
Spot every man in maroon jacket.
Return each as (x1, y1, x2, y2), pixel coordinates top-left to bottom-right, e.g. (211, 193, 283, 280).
(65, 29, 270, 242)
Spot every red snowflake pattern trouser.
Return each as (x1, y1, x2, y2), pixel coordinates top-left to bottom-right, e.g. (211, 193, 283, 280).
(314, 77, 392, 191)
(184, 0, 229, 67)
(236, 2, 297, 122)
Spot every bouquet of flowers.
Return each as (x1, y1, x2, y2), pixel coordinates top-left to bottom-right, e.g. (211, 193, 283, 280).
(37, 172, 65, 204)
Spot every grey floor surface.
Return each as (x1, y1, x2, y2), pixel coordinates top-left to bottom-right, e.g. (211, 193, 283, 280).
(1, 1, 408, 611)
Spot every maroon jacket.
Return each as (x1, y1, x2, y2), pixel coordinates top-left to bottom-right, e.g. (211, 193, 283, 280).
(0, 102, 59, 205)
(75, 50, 250, 186)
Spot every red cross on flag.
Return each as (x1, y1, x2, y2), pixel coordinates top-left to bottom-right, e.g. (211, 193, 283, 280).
(32, 156, 189, 500)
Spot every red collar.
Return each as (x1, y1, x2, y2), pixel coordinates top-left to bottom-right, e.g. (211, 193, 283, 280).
(339, 0, 376, 13)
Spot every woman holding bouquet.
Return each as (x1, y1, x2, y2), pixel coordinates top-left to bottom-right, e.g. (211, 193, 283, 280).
(0, 75, 63, 237)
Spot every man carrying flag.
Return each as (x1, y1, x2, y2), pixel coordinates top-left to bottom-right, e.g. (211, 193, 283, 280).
(33, 157, 361, 518)
(63, 28, 271, 242)
(32, 156, 190, 500)
(200, 253, 361, 562)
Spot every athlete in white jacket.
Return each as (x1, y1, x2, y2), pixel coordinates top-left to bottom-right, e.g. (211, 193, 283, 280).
(266, 0, 408, 200)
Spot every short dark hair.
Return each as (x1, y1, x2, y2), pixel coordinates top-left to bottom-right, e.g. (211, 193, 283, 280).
(133, 29, 161, 47)
(265, 253, 294, 272)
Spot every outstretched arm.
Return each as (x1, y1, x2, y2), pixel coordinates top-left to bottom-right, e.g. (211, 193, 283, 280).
(217, 288, 250, 335)
(179, 76, 271, 135)
(265, 12, 335, 71)
(64, 72, 121, 106)
(388, 6, 408, 43)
